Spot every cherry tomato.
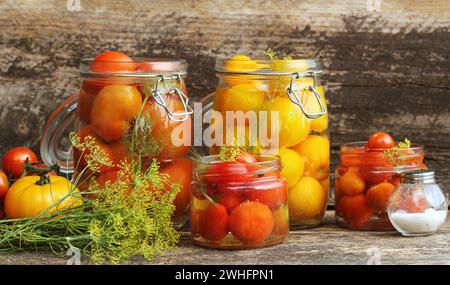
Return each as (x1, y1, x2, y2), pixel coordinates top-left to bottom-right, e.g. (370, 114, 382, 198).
(360, 151, 393, 184)
(159, 157, 193, 217)
(204, 161, 250, 185)
(199, 203, 229, 241)
(235, 152, 257, 164)
(143, 95, 192, 159)
(2, 147, 38, 178)
(90, 85, 143, 142)
(78, 81, 104, 124)
(90, 51, 137, 73)
(367, 131, 395, 149)
(0, 171, 9, 200)
(245, 180, 287, 209)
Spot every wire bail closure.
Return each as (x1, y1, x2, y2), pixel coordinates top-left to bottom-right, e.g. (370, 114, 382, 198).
(286, 72, 326, 119)
(152, 74, 193, 122)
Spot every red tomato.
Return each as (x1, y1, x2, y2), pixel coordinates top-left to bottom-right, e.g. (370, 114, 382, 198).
(199, 203, 229, 241)
(143, 95, 192, 159)
(235, 152, 257, 164)
(360, 151, 394, 184)
(367, 131, 395, 149)
(216, 185, 244, 215)
(2, 147, 38, 178)
(159, 157, 193, 217)
(90, 51, 137, 73)
(0, 171, 9, 200)
(204, 161, 250, 185)
(245, 180, 287, 209)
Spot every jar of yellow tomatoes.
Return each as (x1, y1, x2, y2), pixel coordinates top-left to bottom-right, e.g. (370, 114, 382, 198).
(191, 153, 289, 249)
(335, 132, 426, 231)
(40, 51, 193, 229)
(203, 55, 330, 228)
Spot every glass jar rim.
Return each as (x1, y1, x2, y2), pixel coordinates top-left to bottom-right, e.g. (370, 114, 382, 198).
(340, 141, 424, 153)
(215, 58, 323, 76)
(80, 57, 187, 78)
(194, 154, 281, 175)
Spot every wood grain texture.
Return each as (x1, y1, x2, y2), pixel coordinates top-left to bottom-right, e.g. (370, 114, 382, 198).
(1, 211, 450, 265)
(0, 0, 449, 189)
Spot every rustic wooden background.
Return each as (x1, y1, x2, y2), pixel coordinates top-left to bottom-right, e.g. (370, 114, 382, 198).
(0, 0, 449, 189)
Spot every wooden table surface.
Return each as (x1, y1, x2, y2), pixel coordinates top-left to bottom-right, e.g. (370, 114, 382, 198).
(1, 210, 449, 265)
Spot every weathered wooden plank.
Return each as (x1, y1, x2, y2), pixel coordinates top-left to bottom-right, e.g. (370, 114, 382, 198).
(1, 211, 449, 265)
(0, 0, 449, 192)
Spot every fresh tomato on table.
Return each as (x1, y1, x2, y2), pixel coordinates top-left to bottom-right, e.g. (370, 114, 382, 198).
(2, 147, 38, 179)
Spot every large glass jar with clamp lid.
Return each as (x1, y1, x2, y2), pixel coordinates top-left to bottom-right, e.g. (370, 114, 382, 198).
(202, 55, 330, 228)
(40, 52, 193, 228)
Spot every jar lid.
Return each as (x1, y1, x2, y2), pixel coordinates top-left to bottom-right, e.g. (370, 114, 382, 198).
(80, 57, 187, 78)
(215, 57, 323, 76)
(40, 94, 78, 174)
(401, 170, 435, 184)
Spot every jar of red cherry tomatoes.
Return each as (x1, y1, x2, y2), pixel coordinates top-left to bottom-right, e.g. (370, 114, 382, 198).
(40, 51, 193, 228)
(335, 140, 426, 231)
(191, 154, 289, 249)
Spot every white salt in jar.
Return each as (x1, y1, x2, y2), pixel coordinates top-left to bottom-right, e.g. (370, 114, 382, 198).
(388, 170, 448, 236)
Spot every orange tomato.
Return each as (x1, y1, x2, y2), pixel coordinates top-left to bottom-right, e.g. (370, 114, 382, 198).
(216, 186, 243, 215)
(73, 126, 129, 174)
(337, 170, 365, 196)
(229, 201, 274, 244)
(366, 182, 395, 212)
(159, 157, 193, 217)
(90, 85, 143, 142)
(143, 95, 192, 159)
(367, 131, 395, 149)
(90, 51, 137, 73)
(338, 194, 373, 228)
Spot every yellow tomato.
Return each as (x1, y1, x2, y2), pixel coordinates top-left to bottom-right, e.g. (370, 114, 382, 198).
(220, 83, 265, 112)
(264, 96, 310, 147)
(277, 148, 304, 188)
(293, 135, 330, 178)
(224, 55, 259, 87)
(289, 176, 326, 220)
(4, 175, 83, 219)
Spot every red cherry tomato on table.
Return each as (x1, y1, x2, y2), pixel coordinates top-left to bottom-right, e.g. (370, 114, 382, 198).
(367, 131, 395, 149)
(0, 171, 9, 200)
(2, 147, 38, 178)
(204, 161, 250, 185)
(90, 51, 137, 73)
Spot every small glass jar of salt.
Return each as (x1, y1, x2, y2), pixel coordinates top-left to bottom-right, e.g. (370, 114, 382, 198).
(388, 170, 448, 236)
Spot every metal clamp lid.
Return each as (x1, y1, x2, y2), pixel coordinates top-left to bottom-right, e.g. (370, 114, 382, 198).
(286, 72, 327, 119)
(152, 73, 193, 122)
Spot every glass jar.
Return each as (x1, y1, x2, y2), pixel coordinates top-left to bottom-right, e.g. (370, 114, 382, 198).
(40, 57, 193, 229)
(335, 142, 426, 230)
(388, 170, 448, 236)
(202, 56, 329, 228)
(191, 155, 288, 249)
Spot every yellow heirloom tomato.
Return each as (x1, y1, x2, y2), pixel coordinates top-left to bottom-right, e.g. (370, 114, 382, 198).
(277, 148, 304, 188)
(293, 135, 330, 179)
(264, 96, 310, 147)
(4, 175, 83, 219)
(220, 83, 265, 112)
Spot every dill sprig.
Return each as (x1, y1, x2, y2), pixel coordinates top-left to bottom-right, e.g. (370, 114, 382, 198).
(383, 138, 413, 167)
(0, 133, 180, 264)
